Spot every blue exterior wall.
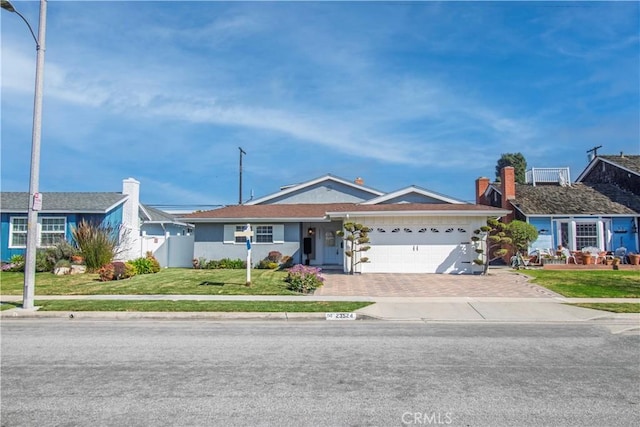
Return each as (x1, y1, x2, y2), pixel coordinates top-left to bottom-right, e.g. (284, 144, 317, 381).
(193, 222, 302, 266)
(526, 215, 639, 253)
(1, 204, 124, 262)
(528, 217, 553, 252)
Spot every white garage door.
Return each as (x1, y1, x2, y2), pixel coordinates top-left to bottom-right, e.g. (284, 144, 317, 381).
(360, 223, 474, 274)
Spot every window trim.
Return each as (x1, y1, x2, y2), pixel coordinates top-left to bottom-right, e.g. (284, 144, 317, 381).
(8, 216, 28, 248)
(554, 219, 608, 251)
(39, 217, 67, 247)
(8, 216, 67, 249)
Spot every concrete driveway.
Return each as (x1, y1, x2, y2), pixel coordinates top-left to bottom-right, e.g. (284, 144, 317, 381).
(315, 268, 560, 298)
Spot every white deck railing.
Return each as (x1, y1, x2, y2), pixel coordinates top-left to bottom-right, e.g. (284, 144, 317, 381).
(525, 167, 571, 186)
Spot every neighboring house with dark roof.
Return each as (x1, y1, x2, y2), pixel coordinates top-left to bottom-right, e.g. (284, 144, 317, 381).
(181, 174, 509, 274)
(576, 154, 640, 196)
(1, 178, 193, 266)
(476, 155, 640, 255)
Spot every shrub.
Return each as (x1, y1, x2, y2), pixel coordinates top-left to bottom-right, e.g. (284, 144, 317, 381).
(192, 258, 246, 269)
(128, 257, 155, 275)
(98, 263, 114, 281)
(72, 219, 129, 272)
(5, 255, 25, 272)
(44, 240, 79, 267)
(284, 264, 325, 294)
(257, 259, 279, 269)
(145, 251, 161, 273)
(98, 261, 135, 281)
(218, 258, 245, 269)
(127, 253, 160, 275)
(193, 257, 206, 269)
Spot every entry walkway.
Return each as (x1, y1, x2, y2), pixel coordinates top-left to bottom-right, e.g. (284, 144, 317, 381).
(315, 268, 559, 298)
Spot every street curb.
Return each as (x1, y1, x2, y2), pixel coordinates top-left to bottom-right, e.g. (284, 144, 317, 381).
(0, 309, 379, 321)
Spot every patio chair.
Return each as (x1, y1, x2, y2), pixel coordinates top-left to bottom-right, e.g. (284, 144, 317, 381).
(614, 247, 627, 264)
(595, 251, 608, 265)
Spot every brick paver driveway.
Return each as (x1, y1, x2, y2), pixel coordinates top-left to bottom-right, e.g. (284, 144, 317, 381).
(314, 268, 559, 298)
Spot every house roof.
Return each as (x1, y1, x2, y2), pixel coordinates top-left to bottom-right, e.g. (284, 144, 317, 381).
(0, 192, 128, 213)
(139, 204, 192, 227)
(182, 203, 509, 222)
(360, 185, 467, 205)
(245, 174, 384, 205)
(510, 183, 640, 215)
(576, 154, 640, 181)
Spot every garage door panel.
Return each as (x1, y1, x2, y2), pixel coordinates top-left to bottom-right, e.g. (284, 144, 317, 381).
(363, 222, 473, 274)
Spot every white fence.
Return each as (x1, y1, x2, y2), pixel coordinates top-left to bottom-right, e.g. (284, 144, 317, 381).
(141, 234, 194, 268)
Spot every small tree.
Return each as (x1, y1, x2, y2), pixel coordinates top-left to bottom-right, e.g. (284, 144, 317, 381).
(337, 222, 371, 275)
(472, 218, 512, 275)
(507, 220, 538, 254)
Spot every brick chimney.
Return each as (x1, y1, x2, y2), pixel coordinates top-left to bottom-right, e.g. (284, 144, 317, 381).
(475, 177, 490, 205)
(354, 177, 364, 185)
(500, 167, 516, 220)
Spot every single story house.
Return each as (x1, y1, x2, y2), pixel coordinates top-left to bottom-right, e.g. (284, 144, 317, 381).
(1, 178, 192, 264)
(476, 154, 640, 255)
(181, 174, 509, 274)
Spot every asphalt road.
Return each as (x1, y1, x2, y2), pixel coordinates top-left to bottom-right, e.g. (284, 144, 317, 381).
(1, 320, 639, 427)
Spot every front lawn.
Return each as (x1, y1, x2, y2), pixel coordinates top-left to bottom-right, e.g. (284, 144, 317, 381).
(569, 303, 640, 313)
(0, 269, 299, 296)
(522, 270, 640, 298)
(14, 300, 372, 312)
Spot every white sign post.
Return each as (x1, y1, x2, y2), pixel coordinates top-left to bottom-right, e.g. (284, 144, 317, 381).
(234, 224, 254, 286)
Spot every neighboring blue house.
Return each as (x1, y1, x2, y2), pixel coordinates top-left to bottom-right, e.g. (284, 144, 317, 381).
(476, 154, 640, 255)
(1, 178, 192, 264)
(182, 174, 509, 274)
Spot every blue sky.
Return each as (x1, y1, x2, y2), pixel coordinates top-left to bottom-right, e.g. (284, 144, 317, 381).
(2, 0, 639, 209)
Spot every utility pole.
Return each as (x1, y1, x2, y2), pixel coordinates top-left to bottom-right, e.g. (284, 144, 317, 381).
(2, 0, 48, 310)
(238, 147, 246, 205)
(586, 145, 603, 160)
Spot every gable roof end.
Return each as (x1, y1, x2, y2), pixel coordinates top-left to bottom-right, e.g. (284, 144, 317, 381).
(576, 154, 640, 182)
(245, 174, 384, 205)
(361, 185, 467, 205)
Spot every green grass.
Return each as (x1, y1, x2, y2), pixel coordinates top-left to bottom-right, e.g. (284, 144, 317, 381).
(569, 303, 640, 313)
(1, 301, 21, 311)
(521, 270, 640, 298)
(2, 300, 373, 313)
(0, 269, 299, 296)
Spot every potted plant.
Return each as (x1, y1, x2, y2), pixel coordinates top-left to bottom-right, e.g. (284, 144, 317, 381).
(582, 251, 594, 265)
(629, 253, 640, 265)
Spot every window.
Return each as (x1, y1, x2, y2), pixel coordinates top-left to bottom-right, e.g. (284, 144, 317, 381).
(40, 217, 66, 246)
(9, 216, 66, 247)
(325, 231, 335, 247)
(255, 225, 273, 243)
(575, 223, 597, 249)
(234, 225, 247, 243)
(560, 223, 569, 248)
(9, 217, 28, 247)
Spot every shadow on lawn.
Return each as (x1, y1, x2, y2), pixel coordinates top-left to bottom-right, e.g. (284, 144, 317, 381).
(198, 281, 240, 287)
(1, 301, 22, 309)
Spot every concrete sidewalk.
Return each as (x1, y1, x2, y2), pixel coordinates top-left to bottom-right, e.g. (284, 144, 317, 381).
(1, 295, 639, 331)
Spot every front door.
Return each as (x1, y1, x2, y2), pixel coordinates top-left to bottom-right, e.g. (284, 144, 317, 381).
(322, 225, 342, 265)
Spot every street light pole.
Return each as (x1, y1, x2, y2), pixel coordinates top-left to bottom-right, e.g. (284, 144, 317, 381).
(2, 0, 48, 309)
